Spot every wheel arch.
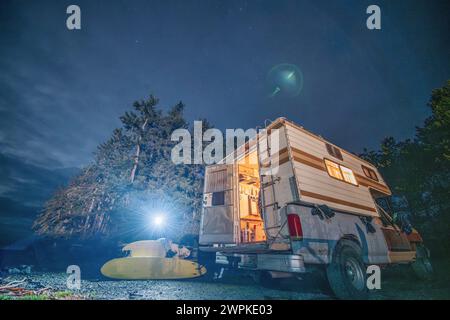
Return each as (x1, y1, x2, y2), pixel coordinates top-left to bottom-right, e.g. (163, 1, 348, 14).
(326, 235, 369, 299)
(330, 234, 363, 263)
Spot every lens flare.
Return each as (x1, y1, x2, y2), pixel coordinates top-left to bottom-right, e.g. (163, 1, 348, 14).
(267, 63, 303, 98)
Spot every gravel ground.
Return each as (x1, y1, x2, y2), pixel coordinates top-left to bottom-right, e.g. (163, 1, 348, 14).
(2, 261, 450, 300)
(2, 272, 330, 300)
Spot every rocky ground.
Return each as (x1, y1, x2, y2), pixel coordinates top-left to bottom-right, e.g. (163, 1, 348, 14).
(0, 272, 329, 300)
(1, 261, 449, 300)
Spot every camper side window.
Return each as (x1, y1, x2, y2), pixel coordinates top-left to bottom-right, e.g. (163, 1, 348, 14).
(203, 192, 226, 207)
(325, 143, 343, 161)
(211, 191, 225, 206)
(340, 165, 358, 185)
(324, 159, 358, 186)
(324, 159, 343, 180)
(362, 165, 379, 181)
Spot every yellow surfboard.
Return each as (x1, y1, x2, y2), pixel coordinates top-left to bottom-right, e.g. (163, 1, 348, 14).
(101, 257, 207, 280)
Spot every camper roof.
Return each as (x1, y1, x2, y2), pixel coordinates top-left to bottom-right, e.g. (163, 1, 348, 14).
(220, 117, 378, 170)
(266, 117, 378, 170)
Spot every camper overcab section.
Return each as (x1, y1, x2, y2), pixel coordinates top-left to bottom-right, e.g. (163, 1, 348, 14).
(198, 117, 427, 299)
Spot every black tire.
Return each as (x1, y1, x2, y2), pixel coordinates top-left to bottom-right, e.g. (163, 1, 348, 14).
(197, 250, 219, 281)
(326, 239, 369, 300)
(257, 271, 282, 288)
(412, 244, 433, 280)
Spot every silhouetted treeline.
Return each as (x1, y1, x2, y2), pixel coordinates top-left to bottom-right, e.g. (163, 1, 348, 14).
(360, 80, 450, 258)
(33, 95, 210, 242)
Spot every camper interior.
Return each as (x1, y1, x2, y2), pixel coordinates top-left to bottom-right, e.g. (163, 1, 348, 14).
(237, 150, 266, 243)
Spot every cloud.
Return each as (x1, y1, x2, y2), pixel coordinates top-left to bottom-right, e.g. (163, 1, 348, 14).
(0, 152, 79, 207)
(0, 150, 79, 245)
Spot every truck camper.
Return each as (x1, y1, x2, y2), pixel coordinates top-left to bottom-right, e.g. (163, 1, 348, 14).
(199, 117, 432, 299)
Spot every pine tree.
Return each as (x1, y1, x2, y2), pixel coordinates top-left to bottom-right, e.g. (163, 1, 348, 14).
(33, 95, 208, 242)
(360, 80, 450, 257)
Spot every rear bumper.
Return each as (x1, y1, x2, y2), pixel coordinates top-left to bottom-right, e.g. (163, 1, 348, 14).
(215, 253, 306, 273)
(199, 242, 273, 254)
(257, 254, 306, 273)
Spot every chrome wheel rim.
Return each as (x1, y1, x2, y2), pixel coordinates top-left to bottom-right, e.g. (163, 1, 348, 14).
(345, 258, 365, 291)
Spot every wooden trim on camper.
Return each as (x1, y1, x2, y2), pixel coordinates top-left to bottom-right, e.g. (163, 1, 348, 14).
(354, 173, 391, 195)
(289, 146, 391, 195)
(266, 117, 380, 170)
(293, 154, 327, 172)
(290, 147, 326, 171)
(267, 120, 284, 132)
(300, 190, 377, 213)
(256, 118, 383, 217)
(260, 147, 290, 168)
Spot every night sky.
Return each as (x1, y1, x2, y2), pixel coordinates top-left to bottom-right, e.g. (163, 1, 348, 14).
(0, 0, 449, 245)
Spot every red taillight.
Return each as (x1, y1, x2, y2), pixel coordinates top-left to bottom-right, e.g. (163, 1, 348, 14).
(287, 214, 303, 239)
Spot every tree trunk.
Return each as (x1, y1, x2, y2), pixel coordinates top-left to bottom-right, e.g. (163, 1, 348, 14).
(130, 119, 149, 183)
(130, 144, 141, 183)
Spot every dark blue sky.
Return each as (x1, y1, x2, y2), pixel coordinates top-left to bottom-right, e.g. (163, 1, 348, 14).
(0, 0, 448, 245)
(0, 0, 449, 168)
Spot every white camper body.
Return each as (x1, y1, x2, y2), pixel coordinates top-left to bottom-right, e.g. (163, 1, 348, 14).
(199, 118, 426, 298)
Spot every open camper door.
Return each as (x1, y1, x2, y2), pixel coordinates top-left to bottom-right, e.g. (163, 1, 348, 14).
(199, 164, 237, 245)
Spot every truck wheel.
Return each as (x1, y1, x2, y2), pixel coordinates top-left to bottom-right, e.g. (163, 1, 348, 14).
(411, 244, 433, 280)
(253, 271, 283, 288)
(197, 251, 218, 281)
(326, 240, 368, 300)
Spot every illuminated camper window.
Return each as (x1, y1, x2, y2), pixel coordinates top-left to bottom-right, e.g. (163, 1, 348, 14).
(340, 166, 358, 185)
(324, 159, 358, 186)
(324, 159, 343, 180)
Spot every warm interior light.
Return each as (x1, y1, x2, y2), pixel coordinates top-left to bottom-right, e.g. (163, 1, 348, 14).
(340, 165, 357, 185)
(325, 159, 343, 180)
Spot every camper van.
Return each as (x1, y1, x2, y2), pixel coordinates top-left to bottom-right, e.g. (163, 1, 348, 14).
(198, 117, 432, 299)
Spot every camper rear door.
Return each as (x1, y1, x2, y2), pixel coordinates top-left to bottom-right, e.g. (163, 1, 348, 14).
(199, 164, 238, 244)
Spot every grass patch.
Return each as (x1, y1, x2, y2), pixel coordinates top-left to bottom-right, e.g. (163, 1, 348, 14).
(0, 290, 86, 300)
(0, 294, 50, 300)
